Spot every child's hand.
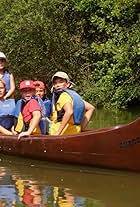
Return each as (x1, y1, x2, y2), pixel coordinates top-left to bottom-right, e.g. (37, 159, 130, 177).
(18, 131, 30, 140)
(12, 131, 18, 135)
(11, 126, 18, 135)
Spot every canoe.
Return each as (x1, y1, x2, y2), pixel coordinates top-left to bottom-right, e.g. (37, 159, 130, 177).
(0, 117, 140, 172)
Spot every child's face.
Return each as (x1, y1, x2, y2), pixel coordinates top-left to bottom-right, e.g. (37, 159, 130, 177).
(0, 82, 5, 98)
(20, 88, 35, 101)
(35, 87, 45, 99)
(53, 78, 70, 90)
(0, 59, 6, 70)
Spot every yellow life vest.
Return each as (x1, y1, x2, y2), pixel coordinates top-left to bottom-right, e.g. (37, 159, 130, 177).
(15, 112, 41, 134)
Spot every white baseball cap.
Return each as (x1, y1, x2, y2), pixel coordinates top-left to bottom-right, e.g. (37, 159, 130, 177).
(52, 71, 75, 86)
(0, 52, 7, 60)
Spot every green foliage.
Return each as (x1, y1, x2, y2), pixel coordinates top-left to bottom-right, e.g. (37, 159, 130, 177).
(73, 0, 140, 108)
(0, 0, 81, 85)
(0, 0, 140, 108)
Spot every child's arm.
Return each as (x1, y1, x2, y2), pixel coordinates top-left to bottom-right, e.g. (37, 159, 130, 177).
(4, 73, 15, 99)
(0, 125, 13, 135)
(56, 102, 73, 135)
(18, 111, 41, 139)
(11, 125, 18, 135)
(81, 101, 95, 131)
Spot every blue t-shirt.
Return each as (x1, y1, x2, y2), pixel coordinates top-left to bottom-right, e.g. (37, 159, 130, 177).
(0, 99, 15, 129)
(0, 99, 15, 116)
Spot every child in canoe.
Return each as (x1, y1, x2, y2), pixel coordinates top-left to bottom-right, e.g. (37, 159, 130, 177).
(34, 80, 51, 118)
(34, 80, 52, 134)
(0, 52, 15, 99)
(12, 80, 42, 139)
(0, 79, 15, 135)
(50, 71, 95, 135)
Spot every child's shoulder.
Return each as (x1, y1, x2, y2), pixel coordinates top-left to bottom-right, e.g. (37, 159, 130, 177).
(29, 98, 39, 105)
(60, 91, 71, 97)
(59, 92, 72, 103)
(4, 70, 11, 74)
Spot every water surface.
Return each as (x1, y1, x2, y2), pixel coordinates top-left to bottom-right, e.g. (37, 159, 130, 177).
(89, 105, 140, 128)
(0, 155, 140, 207)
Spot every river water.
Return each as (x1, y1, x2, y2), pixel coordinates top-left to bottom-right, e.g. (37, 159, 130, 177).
(89, 105, 140, 129)
(0, 106, 140, 207)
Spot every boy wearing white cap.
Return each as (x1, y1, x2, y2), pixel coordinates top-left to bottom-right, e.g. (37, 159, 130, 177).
(50, 71, 95, 135)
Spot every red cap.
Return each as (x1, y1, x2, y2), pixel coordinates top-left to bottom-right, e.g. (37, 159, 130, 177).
(34, 80, 45, 89)
(20, 80, 35, 90)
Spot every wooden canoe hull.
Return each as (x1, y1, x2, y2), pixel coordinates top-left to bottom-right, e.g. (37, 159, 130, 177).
(0, 117, 140, 171)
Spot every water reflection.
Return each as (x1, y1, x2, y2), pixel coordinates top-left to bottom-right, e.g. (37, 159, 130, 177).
(14, 177, 43, 206)
(0, 160, 103, 207)
(0, 155, 140, 207)
(0, 167, 17, 206)
(89, 106, 140, 128)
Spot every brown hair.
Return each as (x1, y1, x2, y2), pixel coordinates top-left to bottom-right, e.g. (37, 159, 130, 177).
(0, 79, 6, 87)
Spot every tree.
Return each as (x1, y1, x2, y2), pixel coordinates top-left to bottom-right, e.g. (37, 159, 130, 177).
(0, 0, 140, 108)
